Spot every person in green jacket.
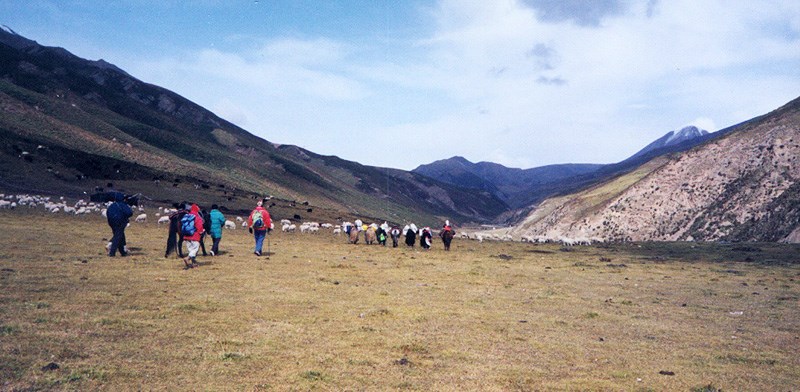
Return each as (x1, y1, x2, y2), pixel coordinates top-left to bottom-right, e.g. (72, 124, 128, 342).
(209, 204, 226, 256)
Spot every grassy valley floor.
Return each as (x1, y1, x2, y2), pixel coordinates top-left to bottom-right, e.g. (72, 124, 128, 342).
(0, 209, 798, 391)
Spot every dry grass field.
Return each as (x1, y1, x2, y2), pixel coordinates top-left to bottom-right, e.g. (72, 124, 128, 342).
(1, 209, 798, 391)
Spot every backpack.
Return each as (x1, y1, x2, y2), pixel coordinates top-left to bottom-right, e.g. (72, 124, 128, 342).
(252, 210, 264, 229)
(181, 213, 196, 236)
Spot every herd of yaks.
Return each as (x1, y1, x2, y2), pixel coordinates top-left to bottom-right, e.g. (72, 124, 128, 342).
(0, 193, 603, 246)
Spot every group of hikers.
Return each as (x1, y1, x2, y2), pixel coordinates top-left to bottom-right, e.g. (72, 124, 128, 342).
(106, 197, 455, 270)
(161, 199, 272, 269)
(343, 219, 456, 251)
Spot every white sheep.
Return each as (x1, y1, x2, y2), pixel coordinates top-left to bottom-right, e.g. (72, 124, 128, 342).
(281, 223, 291, 232)
(333, 227, 341, 235)
(157, 216, 170, 224)
(241, 220, 248, 228)
(224, 220, 236, 230)
(236, 216, 244, 222)
(280, 219, 291, 225)
(135, 213, 147, 223)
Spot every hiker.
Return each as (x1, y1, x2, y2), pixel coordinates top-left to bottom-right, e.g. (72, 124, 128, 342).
(439, 220, 456, 251)
(248, 200, 272, 256)
(181, 203, 205, 269)
(208, 204, 226, 256)
(106, 192, 133, 257)
(165, 202, 187, 258)
(199, 207, 211, 256)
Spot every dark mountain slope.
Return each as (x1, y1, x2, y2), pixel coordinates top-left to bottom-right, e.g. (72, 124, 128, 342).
(0, 27, 506, 225)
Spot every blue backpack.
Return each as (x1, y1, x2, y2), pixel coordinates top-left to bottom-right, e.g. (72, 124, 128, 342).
(181, 213, 196, 236)
(252, 210, 264, 229)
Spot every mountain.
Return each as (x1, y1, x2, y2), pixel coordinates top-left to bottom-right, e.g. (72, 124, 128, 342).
(413, 123, 711, 211)
(510, 96, 800, 242)
(629, 126, 709, 160)
(413, 157, 603, 208)
(0, 27, 508, 225)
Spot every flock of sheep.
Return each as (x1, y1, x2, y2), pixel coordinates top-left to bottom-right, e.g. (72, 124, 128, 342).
(0, 193, 601, 246)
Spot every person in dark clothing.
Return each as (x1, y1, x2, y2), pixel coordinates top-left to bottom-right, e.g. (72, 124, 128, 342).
(106, 193, 133, 257)
(199, 207, 211, 256)
(165, 202, 187, 258)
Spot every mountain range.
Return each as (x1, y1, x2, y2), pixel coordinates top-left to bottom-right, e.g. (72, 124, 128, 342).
(2, 26, 797, 242)
(413, 125, 713, 211)
(0, 26, 506, 225)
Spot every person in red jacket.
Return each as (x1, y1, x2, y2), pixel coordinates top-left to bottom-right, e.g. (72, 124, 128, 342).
(181, 203, 205, 269)
(247, 200, 272, 256)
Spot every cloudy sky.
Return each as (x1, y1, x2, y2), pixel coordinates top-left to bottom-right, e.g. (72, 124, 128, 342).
(4, 1, 799, 170)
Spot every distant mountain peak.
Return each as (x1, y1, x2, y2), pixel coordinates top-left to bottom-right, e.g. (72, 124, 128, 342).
(665, 126, 709, 145)
(630, 125, 711, 160)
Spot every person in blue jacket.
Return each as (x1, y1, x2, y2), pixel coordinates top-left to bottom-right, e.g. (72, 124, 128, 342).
(106, 193, 133, 257)
(208, 204, 226, 255)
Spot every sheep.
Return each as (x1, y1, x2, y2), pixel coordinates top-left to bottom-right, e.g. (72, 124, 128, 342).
(281, 223, 291, 232)
(236, 216, 244, 222)
(224, 220, 236, 230)
(287, 224, 297, 232)
(0, 200, 10, 208)
(241, 221, 248, 228)
(321, 223, 333, 229)
(280, 219, 291, 225)
(308, 226, 319, 234)
(157, 216, 170, 224)
(135, 213, 147, 223)
(332, 227, 341, 235)
(560, 237, 576, 247)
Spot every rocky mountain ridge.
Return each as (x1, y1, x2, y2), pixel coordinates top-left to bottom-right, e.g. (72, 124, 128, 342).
(510, 97, 800, 242)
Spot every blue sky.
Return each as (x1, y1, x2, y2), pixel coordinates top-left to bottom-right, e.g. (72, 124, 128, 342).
(3, 1, 799, 170)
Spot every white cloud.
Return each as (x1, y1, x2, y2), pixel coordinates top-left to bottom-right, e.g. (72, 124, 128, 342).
(118, 0, 799, 170)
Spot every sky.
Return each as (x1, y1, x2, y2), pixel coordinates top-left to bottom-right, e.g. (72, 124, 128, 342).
(3, 0, 800, 170)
